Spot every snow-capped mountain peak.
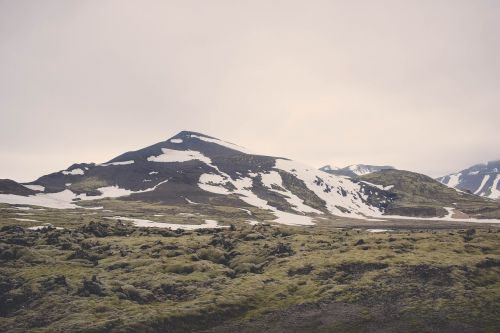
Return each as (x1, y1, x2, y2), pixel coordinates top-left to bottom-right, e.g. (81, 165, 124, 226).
(319, 165, 339, 172)
(0, 131, 392, 224)
(437, 160, 500, 199)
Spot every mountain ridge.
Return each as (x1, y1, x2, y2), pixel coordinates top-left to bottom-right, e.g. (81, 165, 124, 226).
(0, 131, 498, 222)
(437, 160, 500, 199)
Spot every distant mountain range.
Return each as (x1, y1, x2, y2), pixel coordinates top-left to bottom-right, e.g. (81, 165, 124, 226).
(320, 164, 395, 177)
(0, 131, 499, 222)
(437, 160, 500, 200)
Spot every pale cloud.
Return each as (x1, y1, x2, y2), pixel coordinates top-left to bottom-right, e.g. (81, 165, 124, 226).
(0, 0, 499, 182)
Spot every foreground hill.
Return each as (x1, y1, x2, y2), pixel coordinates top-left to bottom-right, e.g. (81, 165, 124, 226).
(360, 169, 500, 218)
(437, 160, 500, 199)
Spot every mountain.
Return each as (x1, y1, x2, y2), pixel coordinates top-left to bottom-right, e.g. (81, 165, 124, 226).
(360, 169, 500, 218)
(437, 160, 500, 199)
(0, 131, 392, 223)
(318, 165, 339, 172)
(320, 164, 395, 177)
(0, 131, 498, 222)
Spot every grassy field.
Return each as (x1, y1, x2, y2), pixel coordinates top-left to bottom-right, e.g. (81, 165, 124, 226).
(0, 202, 499, 332)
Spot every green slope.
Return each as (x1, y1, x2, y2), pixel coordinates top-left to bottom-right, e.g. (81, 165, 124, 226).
(360, 169, 500, 218)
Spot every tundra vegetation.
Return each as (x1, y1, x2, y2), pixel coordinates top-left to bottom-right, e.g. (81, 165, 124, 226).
(0, 203, 499, 333)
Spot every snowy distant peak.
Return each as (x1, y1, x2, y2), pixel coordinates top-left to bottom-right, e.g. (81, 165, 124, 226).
(347, 164, 395, 176)
(321, 164, 395, 177)
(438, 160, 500, 199)
(60, 163, 95, 176)
(319, 165, 339, 172)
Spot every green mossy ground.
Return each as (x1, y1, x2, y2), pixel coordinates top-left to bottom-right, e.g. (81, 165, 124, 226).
(0, 202, 499, 332)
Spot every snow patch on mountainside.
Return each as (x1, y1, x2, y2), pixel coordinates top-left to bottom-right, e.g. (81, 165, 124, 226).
(62, 168, 84, 176)
(148, 148, 211, 164)
(260, 171, 321, 214)
(274, 159, 383, 218)
(445, 173, 461, 188)
(319, 165, 339, 172)
(147, 148, 223, 174)
(198, 172, 315, 225)
(360, 181, 393, 192)
(108, 216, 226, 230)
(272, 210, 315, 226)
(77, 186, 142, 201)
(23, 184, 45, 192)
(78, 180, 169, 201)
(238, 208, 252, 215)
(347, 165, 373, 176)
(0, 190, 79, 209)
(197, 158, 386, 224)
(474, 175, 491, 195)
(0, 180, 169, 209)
(489, 174, 500, 199)
(184, 197, 200, 204)
(198, 173, 231, 195)
(189, 134, 252, 154)
(101, 160, 135, 166)
(231, 177, 269, 208)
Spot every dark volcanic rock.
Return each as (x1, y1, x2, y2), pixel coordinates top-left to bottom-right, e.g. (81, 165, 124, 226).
(78, 275, 105, 296)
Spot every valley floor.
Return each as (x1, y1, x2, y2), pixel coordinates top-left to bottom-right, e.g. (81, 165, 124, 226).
(0, 203, 499, 332)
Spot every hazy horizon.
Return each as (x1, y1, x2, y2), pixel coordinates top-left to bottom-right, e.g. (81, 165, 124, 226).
(1, 0, 499, 182)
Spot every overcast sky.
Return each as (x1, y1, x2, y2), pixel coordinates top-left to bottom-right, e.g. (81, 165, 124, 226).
(1, 0, 499, 182)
